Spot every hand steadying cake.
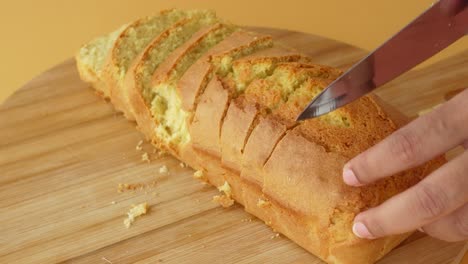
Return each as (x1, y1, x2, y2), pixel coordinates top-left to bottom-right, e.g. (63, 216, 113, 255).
(346, 89, 468, 242)
(345, 85, 468, 243)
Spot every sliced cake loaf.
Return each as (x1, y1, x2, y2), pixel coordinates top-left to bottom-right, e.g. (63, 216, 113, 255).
(76, 9, 445, 264)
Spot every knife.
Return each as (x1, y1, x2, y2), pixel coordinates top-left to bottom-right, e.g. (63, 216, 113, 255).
(297, 0, 468, 121)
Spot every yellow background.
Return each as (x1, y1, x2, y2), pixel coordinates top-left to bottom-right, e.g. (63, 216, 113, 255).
(1, 0, 466, 103)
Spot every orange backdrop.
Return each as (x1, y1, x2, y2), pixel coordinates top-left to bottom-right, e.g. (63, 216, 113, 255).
(1, 0, 466, 102)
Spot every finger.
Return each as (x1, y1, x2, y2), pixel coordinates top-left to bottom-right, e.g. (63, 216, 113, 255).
(343, 89, 468, 186)
(352, 151, 468, 239)
(421, 203, 468, 242)
(464, 140, 468, 149)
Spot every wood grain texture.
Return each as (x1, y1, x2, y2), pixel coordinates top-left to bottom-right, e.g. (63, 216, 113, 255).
(0, 27, 466, 264)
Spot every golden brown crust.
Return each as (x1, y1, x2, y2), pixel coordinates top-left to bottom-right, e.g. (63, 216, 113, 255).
(232, 45, 307, 64)
(75, 55, 110, 98)
(151, 23, 225, 86)
(193, 148, 325, 259)
(368, 94, 409, 127)
(263, 129, 349, 216)
(230, 46, 310, 88)
(217, 48, 319, 174)
(177, 30, 273, 112)
(178, 60, 213, 111)
(124, 18, 192, 120)
(280, 94, 398, 159)
(196, 149, 334, 262)
(102, 17, 150, 120)
(125, 18, 205, 142)
(189, 147, 227, 188)
(327, 233, 412, 264)
(241, 116, 289, 187)
(220, 99, 258, 172)
(208, 30, 271, 56)
(190, 77, 230, 156)
(126, 62, 157, 142)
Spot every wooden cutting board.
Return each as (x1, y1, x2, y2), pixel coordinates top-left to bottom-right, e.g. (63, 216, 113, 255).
(1, 27, 467, 264)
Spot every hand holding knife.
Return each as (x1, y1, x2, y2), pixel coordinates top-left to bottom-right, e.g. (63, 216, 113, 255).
(297, 0, 467, 120)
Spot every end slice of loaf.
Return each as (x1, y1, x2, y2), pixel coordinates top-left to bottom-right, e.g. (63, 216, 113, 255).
(76, 25, 127, 97)
(76, 9, 445, 264)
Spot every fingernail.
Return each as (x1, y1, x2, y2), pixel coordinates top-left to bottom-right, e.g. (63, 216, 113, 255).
(417, 227, 425, 233)
(343, 166, 362, 186)
(353, 222, 375, 239)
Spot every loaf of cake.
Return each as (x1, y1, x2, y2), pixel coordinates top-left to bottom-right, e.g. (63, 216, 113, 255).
(76, 9, 443, 264)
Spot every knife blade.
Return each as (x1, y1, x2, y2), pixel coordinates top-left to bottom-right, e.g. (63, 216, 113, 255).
(297, 0, 468, 121)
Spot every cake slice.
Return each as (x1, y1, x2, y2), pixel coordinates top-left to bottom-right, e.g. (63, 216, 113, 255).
(123, 12, 222, 136)
(147, 23, 236, 152)
(104, 9, 218, 119)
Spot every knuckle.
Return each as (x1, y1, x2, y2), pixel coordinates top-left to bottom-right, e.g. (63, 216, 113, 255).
(414, 183, 449, 220)
(390, 130, 421, 166)
(361, 213, 388, 237)
(425, 112, 451, 136)
(454, 208, 468, 238)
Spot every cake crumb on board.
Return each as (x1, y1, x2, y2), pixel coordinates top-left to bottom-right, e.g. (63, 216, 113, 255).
(193, 170, 208, 183)
(117, 180, 158, 193)
(159, 165, 168, 174)
(193, 170, 204, 178)
(102, 257, 113, 263)
(141, 152, 150, 163)
(124, 202, 149, 228)
(213, 181, 234, 208)
(270, 233, 280, 239)
(154, 148, 166, 157)
(213, 195, 234, 207)
(136, 140, 143, 151)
